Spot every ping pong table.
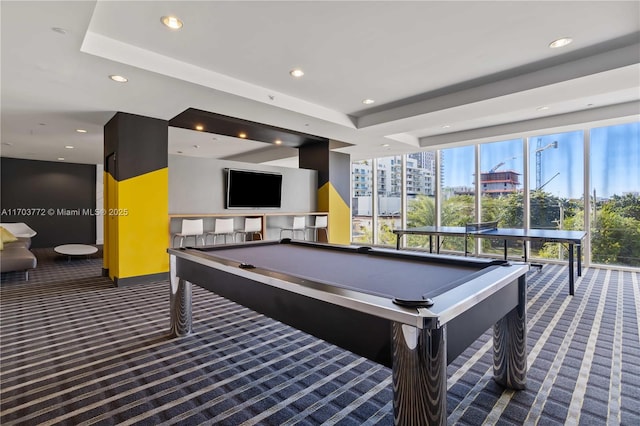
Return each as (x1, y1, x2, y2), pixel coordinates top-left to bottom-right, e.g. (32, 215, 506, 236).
(393, 222, 586, 295)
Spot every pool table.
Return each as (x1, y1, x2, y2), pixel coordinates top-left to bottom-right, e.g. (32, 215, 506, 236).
(168, 239, 529, 425)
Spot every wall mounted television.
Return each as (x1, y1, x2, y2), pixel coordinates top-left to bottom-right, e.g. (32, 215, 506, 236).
(225, 168, 282, 209)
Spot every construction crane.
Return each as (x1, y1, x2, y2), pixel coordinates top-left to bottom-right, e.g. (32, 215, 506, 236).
(489, 156, 517, 173)
(535, 140, 558, 190)
(538, 172, 560, 191)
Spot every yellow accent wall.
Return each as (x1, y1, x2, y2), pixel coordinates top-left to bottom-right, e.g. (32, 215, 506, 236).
(106, 168, 169, 280)
(105, 171, 117, 278)
(103, 171, 108, 272)
(318, 182, 350, 245)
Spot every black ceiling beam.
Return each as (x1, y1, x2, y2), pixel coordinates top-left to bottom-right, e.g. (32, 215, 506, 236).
(169, 108, 329, 148)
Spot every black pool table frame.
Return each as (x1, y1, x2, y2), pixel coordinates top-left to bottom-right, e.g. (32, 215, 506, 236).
(168, 240, 529, 425)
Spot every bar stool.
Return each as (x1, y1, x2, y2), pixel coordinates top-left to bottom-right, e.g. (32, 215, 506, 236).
(206, 218, 235, 244)
(172, 219, 205, 248)
(279, 216, 306, 240)
(305, 215, 328, 241)
(235, 217, 263, 242)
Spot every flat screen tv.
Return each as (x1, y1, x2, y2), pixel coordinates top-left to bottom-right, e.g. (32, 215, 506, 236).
(225, 168, 282, 209)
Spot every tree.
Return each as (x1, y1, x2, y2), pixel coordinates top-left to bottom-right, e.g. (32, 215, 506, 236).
(406, 195, 435, 249)
(442, 195, 475, 252)
(592, 204, 640, 266)
(607, 193, 640, 221)
(500, 192, 524, 228)
(481, 194, 521, 255)
(407, 195, 435, 227)
(377, 218, 399, 247)
(530, 190, 563, 229)
(442, 194, 475, 226)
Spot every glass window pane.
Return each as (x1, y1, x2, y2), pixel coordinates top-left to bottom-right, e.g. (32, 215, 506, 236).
(480, 139, 524, 257)
(590, 122, 640, 267)
(351, 160, 372, 244)
(529, 131, 584, 261)
(441, 145, 476, 253)
(405, 152, 436, 249)
(376, 156, 402, 247)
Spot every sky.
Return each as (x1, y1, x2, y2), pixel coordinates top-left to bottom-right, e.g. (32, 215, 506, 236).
(441, 122, 639, 199)
(590, 122, 640, 198)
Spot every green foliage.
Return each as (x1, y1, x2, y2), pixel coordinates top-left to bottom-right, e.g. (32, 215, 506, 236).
(406, 195, 436, 249)
(364, 190, 640, 267)
(481, 192, 523, 228)
(377, 218, 399, 246)
(441, 195, 475, 252)
(442, 195, 474, 226)
(407, 195, 435, 227)
(592, 203, 640, 266)
(480, 196, 502, 223)
(530, 190, 563, 229)
(352, 219, 372, 244)
(606, 193, 640, 221)
(502, 192, 524, 228)
(481, 193, 524, 256)
(352, 231, 371, 244)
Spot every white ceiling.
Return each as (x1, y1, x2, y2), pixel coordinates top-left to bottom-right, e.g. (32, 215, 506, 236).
(1, 1, 639, 166)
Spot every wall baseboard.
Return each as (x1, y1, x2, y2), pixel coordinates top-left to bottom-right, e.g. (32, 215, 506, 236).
(113, 272, 169, 287)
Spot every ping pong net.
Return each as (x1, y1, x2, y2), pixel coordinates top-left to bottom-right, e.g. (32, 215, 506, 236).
(465, 221, 498, 234)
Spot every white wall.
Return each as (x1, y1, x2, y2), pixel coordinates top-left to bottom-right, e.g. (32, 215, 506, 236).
(168, 155, 317, 214)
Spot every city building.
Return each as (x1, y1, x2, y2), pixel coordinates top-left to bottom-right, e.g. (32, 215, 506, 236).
(480, 169, 521, 196)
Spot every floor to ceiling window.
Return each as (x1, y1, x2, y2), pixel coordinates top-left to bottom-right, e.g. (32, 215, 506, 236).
(351, 160, 373, 244)
(441, 145, 476, 254)
(375, 156, 402, 247)
(479, 138, 524, 257)
(528, 131, 585, 260)
(404, 152, 436, 249)
(351, 120, 639, 271)
(590, 122, 640, 267)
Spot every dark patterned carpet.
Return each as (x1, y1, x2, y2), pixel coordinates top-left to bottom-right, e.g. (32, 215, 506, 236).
(1, 247, 639, 425)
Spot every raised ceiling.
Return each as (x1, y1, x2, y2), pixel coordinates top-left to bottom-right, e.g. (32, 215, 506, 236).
(1, 1, 639, 165)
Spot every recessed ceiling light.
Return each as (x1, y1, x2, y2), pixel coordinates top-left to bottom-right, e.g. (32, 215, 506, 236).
(193, 145, 200, 149)
(2, 142, 13, 146)
(290, 69, 304, 78)
(51, 27, 67, 35)
(587, 103, 595, 107)
(549, 37, 573, 48)
(238, 132, 247, 139)
(362, 99, 375, 105)
(65, 145, 74, 149)
(38, 123, 46, 126)
(536, 106, 549, 111)
(161, 15, 183, 30)
(442, 124, 451, 129)
(275, 140, 282, 145)
(57, 157, 65, 161)
(109, 75, 128, 83)
(76, 129, 87, 133)
(177, 150, 183, 154)
(195, 125, 204, 131)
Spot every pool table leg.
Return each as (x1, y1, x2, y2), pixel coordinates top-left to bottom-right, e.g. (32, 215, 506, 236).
(169, 254, 193, 337)
(392, 322, 447, 426)
(492, 275, 527, 389)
